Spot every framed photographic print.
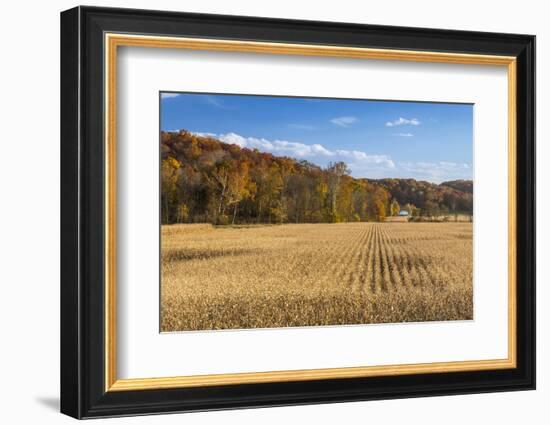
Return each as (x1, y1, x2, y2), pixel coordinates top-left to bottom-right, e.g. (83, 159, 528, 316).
(60, 6, 536, 419)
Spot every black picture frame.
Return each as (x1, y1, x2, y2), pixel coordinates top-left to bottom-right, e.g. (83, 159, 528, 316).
(61, 5, 535, 419)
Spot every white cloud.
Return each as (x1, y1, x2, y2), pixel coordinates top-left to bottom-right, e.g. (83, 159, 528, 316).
(310, 143, 334, 156)
(191, 131, 217, 138)
(386, 117, 420, 127)
(216, 132, 248, 147)
(186, 131, 473, 181)
(393, 133, 414, 137)
(399, 161, 471, 182)
(213, 132, 395, 171)
(330, 116, 358, 127)
(218, 133, 333, 157)
(335, 149, 393, 170)
(161, 93, 181, 99)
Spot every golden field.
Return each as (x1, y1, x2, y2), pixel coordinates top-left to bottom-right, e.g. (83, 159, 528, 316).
(161, 222, 473, 332)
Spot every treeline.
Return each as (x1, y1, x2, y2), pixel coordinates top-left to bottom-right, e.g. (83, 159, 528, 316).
(372, 178, 473, 218)
(161, 130, 473, 225)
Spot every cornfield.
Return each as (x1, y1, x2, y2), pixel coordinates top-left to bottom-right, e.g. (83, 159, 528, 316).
(161, 222, 473, 331)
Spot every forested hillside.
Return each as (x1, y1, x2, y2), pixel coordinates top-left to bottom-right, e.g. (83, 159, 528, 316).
(440, 179, 473, 194)
(161, 130, 473, 225)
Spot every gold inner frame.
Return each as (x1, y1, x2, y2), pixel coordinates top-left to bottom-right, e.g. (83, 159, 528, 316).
(104, 33, 517, 392)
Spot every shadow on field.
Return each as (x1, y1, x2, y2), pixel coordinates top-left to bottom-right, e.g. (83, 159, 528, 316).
(163, 248, 256, 262)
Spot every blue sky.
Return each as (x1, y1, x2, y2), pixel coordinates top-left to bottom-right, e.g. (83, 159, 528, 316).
(160, 92, 473, 183)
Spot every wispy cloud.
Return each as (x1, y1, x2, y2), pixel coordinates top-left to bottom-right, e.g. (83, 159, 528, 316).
(191, 131, 217, 138)
(203, 95, 228, 109)
(184, 130, 472, 182)
(288, 123, 317, 131)
(399, 161, 471, 182)
(393, 133, 414, 137)
(386, 117, 420, 127)
(338, 151, 396, 170)
(330, 116, 358, 127)
(161, 92, 181, 99)
(208, 132, 395, 171)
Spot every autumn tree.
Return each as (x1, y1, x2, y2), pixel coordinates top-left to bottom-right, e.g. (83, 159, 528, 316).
(211, 161, 232, 222)
(390, 199, 400, 216)
(161, 157, 181, 223)
(424, 200, 440, 218)
(226, 162, 253, 224)
(365, 186, 389, 222)
(159, 131, 473, 225)
(404, 203, 415, 216)
(375, 199, 387, 222)
(350, 181, 368, 221)
(326, 161, 350, 222)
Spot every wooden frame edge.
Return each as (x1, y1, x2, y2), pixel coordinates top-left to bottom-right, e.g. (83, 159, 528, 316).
(108, 358, 516, 391)
(105, 32, 118, 391)
(507, 59, 518, 369)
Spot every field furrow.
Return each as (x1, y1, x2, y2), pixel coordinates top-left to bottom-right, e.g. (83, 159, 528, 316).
(344, 225, 372, 292)
(161, 222, 473, 331)
(379, 226, 403, 290)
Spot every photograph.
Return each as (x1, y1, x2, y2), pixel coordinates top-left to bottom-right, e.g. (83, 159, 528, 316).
(160, 93, 474, 332)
